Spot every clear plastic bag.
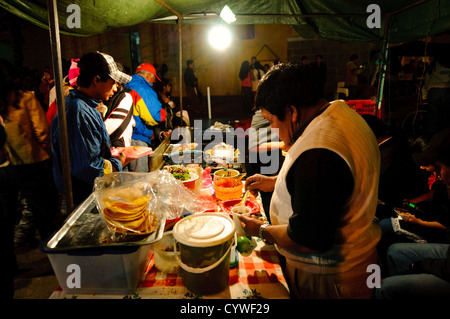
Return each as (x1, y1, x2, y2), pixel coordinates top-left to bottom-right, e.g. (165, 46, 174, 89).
(93, 170, 212, 241)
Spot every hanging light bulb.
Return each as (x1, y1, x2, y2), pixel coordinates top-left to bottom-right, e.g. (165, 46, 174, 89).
(220, 5, 236, 24)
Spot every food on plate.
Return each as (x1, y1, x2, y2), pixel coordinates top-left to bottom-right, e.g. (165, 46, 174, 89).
(111, 146, 153, 158)
(101, 187, 158, 235)
(173, 143, 198, 152)
(166, 165, 191, 181)
(394, 208, 413, 221)
(205, 143, 240, 162)
(219, 198, 261, 214)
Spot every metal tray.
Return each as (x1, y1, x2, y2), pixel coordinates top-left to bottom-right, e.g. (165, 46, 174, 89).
(43, 193, 166, 252)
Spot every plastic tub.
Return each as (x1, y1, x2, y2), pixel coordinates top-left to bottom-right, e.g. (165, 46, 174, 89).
(173, 213, 235, 295)
(214, 178, 243, 201)
(40, 193, 163, 295)
(153, 231, 179, 274)
(43, 244, 153, 295)
(213, 169, 239, 182)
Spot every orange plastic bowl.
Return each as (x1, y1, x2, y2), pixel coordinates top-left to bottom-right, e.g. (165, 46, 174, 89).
(214, 178, 243, 200)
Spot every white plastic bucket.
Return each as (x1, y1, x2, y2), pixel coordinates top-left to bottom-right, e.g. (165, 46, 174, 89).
(173, 213, 235, 295)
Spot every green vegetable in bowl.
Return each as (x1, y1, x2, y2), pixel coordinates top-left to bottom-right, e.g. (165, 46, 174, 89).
(168, 166, 190, 181)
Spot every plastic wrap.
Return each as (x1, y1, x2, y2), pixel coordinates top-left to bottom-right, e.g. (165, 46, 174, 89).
(94, 170, 212, 241)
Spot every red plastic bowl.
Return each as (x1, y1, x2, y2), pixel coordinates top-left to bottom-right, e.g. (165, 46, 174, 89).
(181, 172, 198, 190)
(219, 198, 261, 214)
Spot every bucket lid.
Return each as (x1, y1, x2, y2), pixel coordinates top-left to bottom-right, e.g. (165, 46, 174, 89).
(173, 213, 235, 247)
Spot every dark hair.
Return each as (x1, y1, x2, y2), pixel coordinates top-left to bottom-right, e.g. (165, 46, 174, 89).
(186, 59, 194, 67)
(0, 59, 22, 120)
(239, 61, 250, 80)
(153, 78, 171, 93)
(255, 63, 321, 121)
(316, 55, 323, 59)
(301, 56, 308, 61)
(350, 54, 358, 61)
(76, 52, 112, 88)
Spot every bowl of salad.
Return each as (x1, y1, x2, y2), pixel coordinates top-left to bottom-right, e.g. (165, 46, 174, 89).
(166, 165, 198, 190)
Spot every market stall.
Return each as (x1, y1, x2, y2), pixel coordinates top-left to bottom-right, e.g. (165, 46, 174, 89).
(42, 164, 290, 299)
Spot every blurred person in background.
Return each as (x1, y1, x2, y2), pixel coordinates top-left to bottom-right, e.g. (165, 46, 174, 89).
(421, 48, 450, 139)
(375, 128, 450, 299)
(0, 60, 59, 298)
(239, 60, 253, 115)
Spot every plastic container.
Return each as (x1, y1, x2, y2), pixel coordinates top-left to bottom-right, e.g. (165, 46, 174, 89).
(153, 231, 179, 274)
(213, 169, 239, 182)
(173, 213, 235, 295)
(40, 193, 164, 295)
(186, 164, 203, 193)
(231, 206, 251, 236)
(43, 244, 153, 295)
(214, 178, 243, 201)
(345, 99, 377, 115)
(181, 172, 198, 190)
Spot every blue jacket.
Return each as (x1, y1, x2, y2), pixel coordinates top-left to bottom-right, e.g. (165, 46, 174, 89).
(51, 90, 122, 195)
(125, 74, 162, 144)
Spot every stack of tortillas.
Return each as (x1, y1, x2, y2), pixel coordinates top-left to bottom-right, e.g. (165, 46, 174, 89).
(102, 187, 158, 235)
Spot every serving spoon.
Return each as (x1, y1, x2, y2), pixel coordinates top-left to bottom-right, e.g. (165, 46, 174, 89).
(232, 173, 246, 187)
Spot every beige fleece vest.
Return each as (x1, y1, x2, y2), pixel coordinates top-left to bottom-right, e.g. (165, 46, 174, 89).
(270, 100, 381, 274)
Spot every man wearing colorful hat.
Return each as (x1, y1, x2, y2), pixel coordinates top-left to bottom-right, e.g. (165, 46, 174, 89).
(125, 62, 164, 172)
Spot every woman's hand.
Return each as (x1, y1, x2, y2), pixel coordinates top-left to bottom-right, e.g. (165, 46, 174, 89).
(245, 174, 277, 193)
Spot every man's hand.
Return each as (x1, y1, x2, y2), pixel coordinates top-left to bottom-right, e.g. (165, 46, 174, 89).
(237, 214, 266, 237)
(245, 174, 277, 193)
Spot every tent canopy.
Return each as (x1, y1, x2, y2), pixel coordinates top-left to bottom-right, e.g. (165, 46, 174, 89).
(1, 0, 450, 43)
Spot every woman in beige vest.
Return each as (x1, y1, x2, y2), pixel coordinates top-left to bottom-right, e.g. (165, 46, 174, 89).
(238, 63, 381, 299)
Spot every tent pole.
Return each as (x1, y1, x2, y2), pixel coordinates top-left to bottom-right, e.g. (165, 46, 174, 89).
(47, 0, 74, 212)
(155, 0, 183, 115)
(376, 15, 391, 122)
(178, 16, 183, 114)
